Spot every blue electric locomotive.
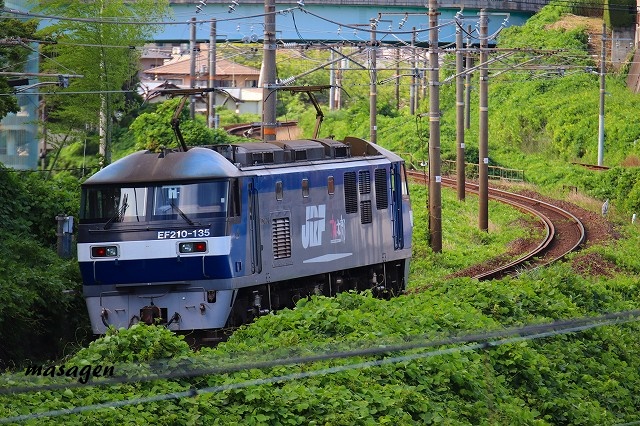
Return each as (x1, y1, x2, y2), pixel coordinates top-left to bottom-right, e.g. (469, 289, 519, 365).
(78, 136, 413, 336)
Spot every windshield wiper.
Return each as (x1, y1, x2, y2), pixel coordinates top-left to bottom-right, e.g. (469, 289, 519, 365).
(170, 201, 196, 226)
(104, 194, 128, 229)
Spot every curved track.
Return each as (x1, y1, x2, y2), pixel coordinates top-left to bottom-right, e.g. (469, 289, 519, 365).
(407, 171, 585, 280)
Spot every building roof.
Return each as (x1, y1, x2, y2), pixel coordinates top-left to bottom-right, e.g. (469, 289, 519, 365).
(143, 44, 260, 78)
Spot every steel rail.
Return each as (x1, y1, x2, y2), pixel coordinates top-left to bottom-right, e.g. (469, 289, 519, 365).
(406, 170, 585, 280)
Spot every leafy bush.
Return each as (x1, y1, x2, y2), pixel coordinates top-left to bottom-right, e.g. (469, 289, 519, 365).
(0, 232, 86, 368)
(0, 168, 86, 368)
(71, 324, 192, 365)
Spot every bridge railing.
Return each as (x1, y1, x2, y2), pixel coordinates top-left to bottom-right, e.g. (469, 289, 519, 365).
(182, 0, 549, 13)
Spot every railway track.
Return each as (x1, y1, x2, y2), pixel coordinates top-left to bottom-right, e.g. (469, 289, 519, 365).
(407, 171, 586, 280)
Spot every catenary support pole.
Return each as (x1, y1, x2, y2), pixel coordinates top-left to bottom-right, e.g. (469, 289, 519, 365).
(597, 22, 606, 166)
(456, 20, 466, 201)
(396, 46, 401, 110)
(370, 19, 378, 144)
(478, 9, 489, 231)
(208, 19, 217, 128)
(428, 0, 442, 252)
(410, 28, 416, 115)
(465, 24, 472, 130)
(190, 17, 196, 120)
(262, 0, 277, 141)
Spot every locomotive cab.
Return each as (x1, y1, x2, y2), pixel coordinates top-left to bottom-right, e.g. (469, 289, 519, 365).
(78, 148, 245, 333)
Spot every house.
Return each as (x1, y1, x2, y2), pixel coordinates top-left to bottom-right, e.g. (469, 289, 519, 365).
(139, 43, 262, 114)
(142, 43, 260, 89)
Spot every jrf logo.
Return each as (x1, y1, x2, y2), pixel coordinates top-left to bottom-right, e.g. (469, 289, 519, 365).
(302, 204, 326, 248)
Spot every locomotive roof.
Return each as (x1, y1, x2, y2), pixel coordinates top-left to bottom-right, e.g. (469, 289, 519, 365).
(214, 137, 403, 168)
(83, 147, 242, 185)
(83, 137, 404, 186)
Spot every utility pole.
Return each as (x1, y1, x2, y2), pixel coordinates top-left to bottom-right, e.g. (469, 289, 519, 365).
(465, 25, 473, 130)
(208, 19, 217, 128)
(456, 19, 465, 202)
(336, 50, 342, 109)
(370, 18, 378, 144)
(189, 17, 196, 120)
(478, 9, 489, 232)
(597, 22, 606, 166)
(262, 0, 277, 142)
(428, 0, 442, 253)
(395, 46, 401, 110)
(410, 28, 416, 115)
(330, 49, 336, 110)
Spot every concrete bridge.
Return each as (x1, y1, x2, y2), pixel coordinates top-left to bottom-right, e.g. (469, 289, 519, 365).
(157, 0, 550, 44)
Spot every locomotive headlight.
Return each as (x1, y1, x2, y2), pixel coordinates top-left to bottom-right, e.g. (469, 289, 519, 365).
(179, 241, 207, 254)
(91, 245, 118, 258)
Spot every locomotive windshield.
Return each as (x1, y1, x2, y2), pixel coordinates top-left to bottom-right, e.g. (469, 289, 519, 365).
(80, 181, 229, 224)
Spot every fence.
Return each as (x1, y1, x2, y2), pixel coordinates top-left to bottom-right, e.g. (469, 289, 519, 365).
(399, 154, 525, 182)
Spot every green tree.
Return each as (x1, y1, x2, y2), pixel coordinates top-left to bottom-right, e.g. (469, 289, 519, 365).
(0, 2, 38, 119)
(129, 98, 234, 151)
(32, 0, 171, 165)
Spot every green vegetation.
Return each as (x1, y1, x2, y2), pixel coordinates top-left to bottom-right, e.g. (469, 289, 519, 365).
(0, 1, 38, 119)
(127, 98, 243, 153)
(409, 184, 544, 282)
(0, 168, 86, 367)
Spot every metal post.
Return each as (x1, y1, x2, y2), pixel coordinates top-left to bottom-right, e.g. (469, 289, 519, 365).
(465, 25, 473, 130)
(208, 19, 217, 128)
(478, 9, 489, 232)
(422, 56, 428, 100)
(189, 17, 196, 120)
(56, 215, 73, 259)
(370, 19, 378, 144)
(330, 49, 336, 111)
(597, 22, 606, 166)
(410, 28, 416, 115)
(336, 48, 342, 109)
(262, 0, 277, 141)
(395, 46, 401, 110)
(456, 20, 465, 201)
(428, 0, 442, 253)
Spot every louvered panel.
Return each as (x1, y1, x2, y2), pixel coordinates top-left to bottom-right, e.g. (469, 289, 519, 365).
(272, 217, 291, 259)
(359, 170, 371, 194)
(375, 168, 388, 210)
(360, 200, 373, 224)
(344, 172, 358, 214)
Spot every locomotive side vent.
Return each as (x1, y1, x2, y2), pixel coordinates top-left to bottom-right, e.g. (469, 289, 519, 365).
(359, 170, 371, 194)
(375, 168, 388, 210)
(272, 217, 292, 259)
(344, 172, 358, 214)
(360, 200, 373, 224)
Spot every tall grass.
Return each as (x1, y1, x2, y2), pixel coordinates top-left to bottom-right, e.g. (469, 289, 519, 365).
(408, 183, 544, 286)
